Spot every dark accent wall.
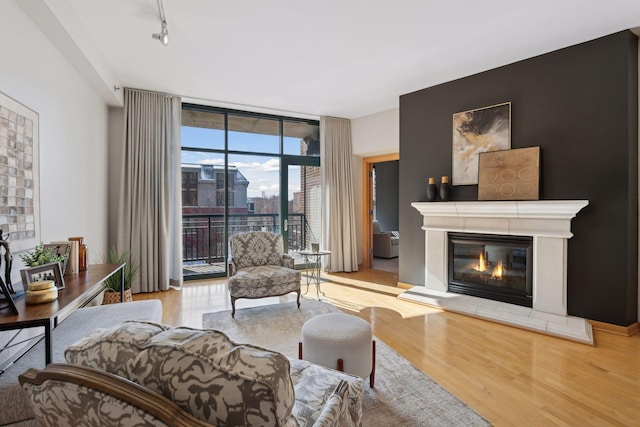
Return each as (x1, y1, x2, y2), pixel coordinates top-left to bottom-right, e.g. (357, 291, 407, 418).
(375, 160, 399, 231)
(399, 31, 638, 326)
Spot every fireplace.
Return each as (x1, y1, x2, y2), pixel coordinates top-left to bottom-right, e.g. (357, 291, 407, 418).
(448, 233, 533, 307)
(405, 201, 594, 344)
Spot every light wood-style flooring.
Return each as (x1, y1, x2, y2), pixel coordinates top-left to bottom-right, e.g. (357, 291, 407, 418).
(135, 269, 640, 426)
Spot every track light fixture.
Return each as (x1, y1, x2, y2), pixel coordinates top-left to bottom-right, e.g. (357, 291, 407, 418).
(152, 0, 169, 46)
(152, 20, 169, 46)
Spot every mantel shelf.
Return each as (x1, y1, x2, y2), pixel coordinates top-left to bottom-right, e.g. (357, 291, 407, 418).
(411, 200, 589, 220)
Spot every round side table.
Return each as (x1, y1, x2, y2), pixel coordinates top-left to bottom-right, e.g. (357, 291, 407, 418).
(298, 249, 331, 299)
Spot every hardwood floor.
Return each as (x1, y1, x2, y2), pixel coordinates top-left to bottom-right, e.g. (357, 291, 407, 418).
(135, 269, 640, 426)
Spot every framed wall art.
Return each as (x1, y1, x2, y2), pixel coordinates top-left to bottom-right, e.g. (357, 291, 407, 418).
(0, 91, 40, 252)
(452, 102, 511, 186)
(478, 146, 540, 201)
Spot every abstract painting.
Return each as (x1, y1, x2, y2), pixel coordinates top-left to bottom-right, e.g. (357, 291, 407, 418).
(0, 91, 40, 252)
(452, 102, 511, 185)
(478, 146, 540, 201)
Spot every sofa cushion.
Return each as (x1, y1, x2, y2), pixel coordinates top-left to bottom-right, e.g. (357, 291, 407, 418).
(64, 321, 169, 378)
(133, 327, 296, 427)
(65, 321, 296, 427)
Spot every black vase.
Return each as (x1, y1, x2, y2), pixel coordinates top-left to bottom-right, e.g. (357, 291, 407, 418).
(426, 183, 438, 201)
(440, 182, 450, 201)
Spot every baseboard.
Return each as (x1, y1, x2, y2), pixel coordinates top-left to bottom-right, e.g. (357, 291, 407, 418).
(588, 320, 639, 336)
(396, 282, 414, 290)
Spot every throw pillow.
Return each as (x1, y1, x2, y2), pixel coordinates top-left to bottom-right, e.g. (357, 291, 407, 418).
(131, 327, 295, 427)
(65, 321, 168, 378)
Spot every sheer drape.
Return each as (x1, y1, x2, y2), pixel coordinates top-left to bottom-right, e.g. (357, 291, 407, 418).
(116, 88, 182, 293)
(321, 117, 359, 272)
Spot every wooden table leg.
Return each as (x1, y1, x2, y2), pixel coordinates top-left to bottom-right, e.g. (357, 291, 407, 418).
(370, 340, 376, 388)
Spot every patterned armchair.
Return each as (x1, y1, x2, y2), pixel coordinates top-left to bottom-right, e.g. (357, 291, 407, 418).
(228, 231, 301, 317)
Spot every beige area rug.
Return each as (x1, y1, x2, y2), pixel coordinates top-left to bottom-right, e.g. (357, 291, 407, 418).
(202, 300, 490, 427)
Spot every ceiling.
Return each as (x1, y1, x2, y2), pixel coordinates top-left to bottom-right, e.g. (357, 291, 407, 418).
(22, 0, 640, 119)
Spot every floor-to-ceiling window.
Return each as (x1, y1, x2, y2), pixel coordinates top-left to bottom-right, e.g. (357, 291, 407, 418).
(180, 104, 320, 280)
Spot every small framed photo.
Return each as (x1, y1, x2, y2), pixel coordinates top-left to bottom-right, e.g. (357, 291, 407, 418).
(21, 262, 65, 290)
(43, 243, 72, 275)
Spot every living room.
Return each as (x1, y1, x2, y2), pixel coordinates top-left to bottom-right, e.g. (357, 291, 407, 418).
(1, 1, 640, 426)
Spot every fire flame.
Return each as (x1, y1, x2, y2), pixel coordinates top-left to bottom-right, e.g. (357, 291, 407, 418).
(491, 261, 506, 280)
(473, 253, 487, 272)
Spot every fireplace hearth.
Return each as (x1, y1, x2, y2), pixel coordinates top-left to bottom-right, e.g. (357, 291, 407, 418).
(448, 233, 532, 307)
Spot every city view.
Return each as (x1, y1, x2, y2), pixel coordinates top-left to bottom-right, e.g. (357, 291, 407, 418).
(180, 108, 320, 278)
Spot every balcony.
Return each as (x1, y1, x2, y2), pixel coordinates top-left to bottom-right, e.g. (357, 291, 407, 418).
(182, 213, 311, 278)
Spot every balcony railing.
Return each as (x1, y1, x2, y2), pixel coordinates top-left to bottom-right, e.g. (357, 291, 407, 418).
(182, 213, 308, 269)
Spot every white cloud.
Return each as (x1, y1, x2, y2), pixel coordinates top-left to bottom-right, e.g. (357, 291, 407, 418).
(196, 158, 224, 165)
(229, 158, 280, 172)
(185, 155, 305, 200)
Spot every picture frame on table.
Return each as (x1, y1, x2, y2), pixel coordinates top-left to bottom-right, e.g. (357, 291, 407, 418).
(21, 262, 65, 290)
(42, 243, 72, 275)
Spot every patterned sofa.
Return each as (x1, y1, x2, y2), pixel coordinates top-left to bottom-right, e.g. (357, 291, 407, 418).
(20, 321, 364, 427)
(228, 231, 301, 317)
(0, 299, 163, 426)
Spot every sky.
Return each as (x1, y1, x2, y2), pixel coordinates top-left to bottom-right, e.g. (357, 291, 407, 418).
(181, 126, 306, 200)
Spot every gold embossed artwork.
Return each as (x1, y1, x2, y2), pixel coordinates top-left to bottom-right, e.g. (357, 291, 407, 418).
(0, 91, 40, 252)
(452, 102, 511, 186)
(477, 146, 540, 201)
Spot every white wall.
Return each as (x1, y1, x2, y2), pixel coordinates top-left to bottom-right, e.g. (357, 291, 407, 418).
(0, 1, 109, 368)
(0, 1, 109, 277)
(350, 108, 399, 264)
(352, 108, 399, 157)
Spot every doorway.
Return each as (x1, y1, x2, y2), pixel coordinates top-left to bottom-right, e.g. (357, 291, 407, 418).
(361, 153, 399, 270)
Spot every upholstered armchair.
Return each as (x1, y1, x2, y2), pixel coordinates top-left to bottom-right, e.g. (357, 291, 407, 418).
(228, 231, 301, 317)
(372, 220, 399, 258)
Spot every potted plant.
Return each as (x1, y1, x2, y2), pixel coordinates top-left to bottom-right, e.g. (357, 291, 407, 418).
(20, 243, 69, 268)
(100, 247, 139, 304)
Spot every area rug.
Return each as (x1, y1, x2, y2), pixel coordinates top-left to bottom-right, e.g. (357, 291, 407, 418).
(203, 300, 490, 426)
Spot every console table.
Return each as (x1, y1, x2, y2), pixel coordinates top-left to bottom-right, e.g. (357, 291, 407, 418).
(0, 263, 125, 365)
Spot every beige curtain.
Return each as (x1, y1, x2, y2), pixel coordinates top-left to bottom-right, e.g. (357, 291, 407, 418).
(321, 117, 359, 272)
(116, 88, 182, 293)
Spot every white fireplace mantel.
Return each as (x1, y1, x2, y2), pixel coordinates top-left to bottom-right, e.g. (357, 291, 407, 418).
(411, 200, 589, 238)
(401, 200, 593, 344)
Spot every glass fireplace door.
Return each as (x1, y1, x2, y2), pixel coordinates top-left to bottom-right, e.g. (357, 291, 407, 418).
(448, 233, 533, 307)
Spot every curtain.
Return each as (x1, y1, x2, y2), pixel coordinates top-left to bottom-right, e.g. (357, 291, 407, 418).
(116, 88, 183, 293)
(321, 117, 359, 272)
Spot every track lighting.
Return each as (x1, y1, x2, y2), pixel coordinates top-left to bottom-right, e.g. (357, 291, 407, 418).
(152, 20, 169, 46)
(152, 0, 169, 46)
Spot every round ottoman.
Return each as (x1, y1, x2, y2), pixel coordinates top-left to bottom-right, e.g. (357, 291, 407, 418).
(300, 313, 375, 387)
